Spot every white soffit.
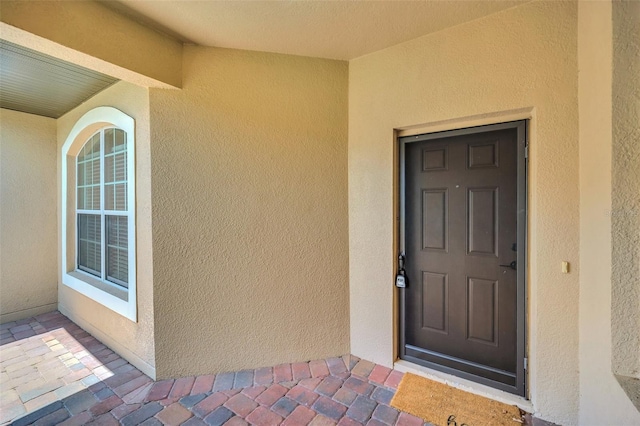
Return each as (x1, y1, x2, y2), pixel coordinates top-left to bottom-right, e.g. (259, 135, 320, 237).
(111, 0, 530, 61)
(0, 40, 118, 118)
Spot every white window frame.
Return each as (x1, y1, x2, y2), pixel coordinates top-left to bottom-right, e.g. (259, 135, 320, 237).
(61, 107, 137, 321)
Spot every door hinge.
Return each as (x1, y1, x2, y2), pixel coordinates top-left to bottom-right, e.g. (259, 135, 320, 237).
(524, 146, 529, 159)
(524, 357, 528, 370)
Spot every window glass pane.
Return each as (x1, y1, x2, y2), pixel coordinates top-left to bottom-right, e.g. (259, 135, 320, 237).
(104, 183, 127, 211)
(78, 214, 101, 276)
(106, 215, 128, 287)
(116, 183, 127, 210)
(77, 133, 101, 210)
(92, 187, 100, 210)
(115, 152, 126, 181)
(85, 187, 92, 210)
(104, 137, 126, 183)
(105, 129, 126, 154)
(104, 146, 127, 211)
(77, 163, 85, 186)
(92, 156, 100, 184)
(105, 184, 113, 211)
(105, 154, 114, 183)
(77, 187, 85, 210)
(104, 128, 114, 155)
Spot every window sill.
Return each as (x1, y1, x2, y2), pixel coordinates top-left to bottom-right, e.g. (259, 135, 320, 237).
(63, 271, 136, 322)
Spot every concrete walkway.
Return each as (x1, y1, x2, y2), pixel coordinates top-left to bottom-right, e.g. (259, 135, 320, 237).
(1, 311, 430, 425)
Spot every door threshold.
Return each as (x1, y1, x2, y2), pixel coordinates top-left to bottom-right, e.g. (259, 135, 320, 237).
(394, 359, 533, 413)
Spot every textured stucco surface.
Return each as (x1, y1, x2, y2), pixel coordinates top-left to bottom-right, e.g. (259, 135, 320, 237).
(611, 0, 640, 412)
(57, 81, 156, 377)
(611, 0, 640, 378)
(149, 46, 349, 379)
(0, 109, 58, 322)
(577, 1, 640, 422)
(0, 0, 182, 88)
(348, 2, 579, 424)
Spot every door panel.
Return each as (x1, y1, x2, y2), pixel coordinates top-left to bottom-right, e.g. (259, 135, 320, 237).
(467, 187, 498, 256)
(422, 189, 448, 251)
(421, 271, 448, 333)
(467, 276, 498, 345)
(401, 124, 525, 394)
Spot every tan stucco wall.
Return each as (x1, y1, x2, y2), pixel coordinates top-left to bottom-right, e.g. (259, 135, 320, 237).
(611, 0, 640, 381)
(0, 109, 58, 322)
(57, 81, 156, 377)
(149, 46, 349, 378)
(578, 1, 640, 422)
(348, 1, 580, 424)
(0, 1, 181, 88)
(611, 0, 640, 413)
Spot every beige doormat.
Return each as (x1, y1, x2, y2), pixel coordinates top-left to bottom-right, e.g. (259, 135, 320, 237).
(390, 373, 524, 426)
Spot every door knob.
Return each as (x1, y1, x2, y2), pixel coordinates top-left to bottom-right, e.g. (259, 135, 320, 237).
(500, 261, 517, 270)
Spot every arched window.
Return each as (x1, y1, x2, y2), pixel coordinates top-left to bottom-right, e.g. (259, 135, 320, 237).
(62, 107, 136, 321)
(77, 127, 130, 285)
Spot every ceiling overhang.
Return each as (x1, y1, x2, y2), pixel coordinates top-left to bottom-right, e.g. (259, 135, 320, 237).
(0, 39, 118, 119)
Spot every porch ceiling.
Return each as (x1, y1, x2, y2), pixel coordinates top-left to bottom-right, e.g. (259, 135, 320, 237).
(0, 40, 118, 119)
(108, 0, 530, 60)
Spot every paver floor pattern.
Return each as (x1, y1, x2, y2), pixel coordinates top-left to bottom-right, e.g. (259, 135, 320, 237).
(1, 311, 428, 425)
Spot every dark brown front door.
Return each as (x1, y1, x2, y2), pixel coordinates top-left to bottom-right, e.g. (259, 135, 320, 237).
(400, 122, 526, 395)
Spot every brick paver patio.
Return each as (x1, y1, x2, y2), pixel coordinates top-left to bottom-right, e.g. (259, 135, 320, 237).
(1, 312, 548, 426)
(1, 311, 431, 425)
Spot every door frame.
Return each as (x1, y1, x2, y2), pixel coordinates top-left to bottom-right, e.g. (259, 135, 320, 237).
(398, 120, 528, 396)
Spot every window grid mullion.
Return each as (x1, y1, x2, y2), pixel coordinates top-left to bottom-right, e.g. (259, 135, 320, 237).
(112, 145, 116, 210)
(115, 216, 120, 283)
(100, 130, 106, 282)
(102, 210, 128, 216)
(76, 149, 80, 271)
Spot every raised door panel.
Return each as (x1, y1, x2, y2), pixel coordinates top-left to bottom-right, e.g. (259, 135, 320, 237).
(467, 188, 498, 256)
(422, 271, 448, 333)
(467, 277, 499, 346)
(422, 189, 448, 251)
